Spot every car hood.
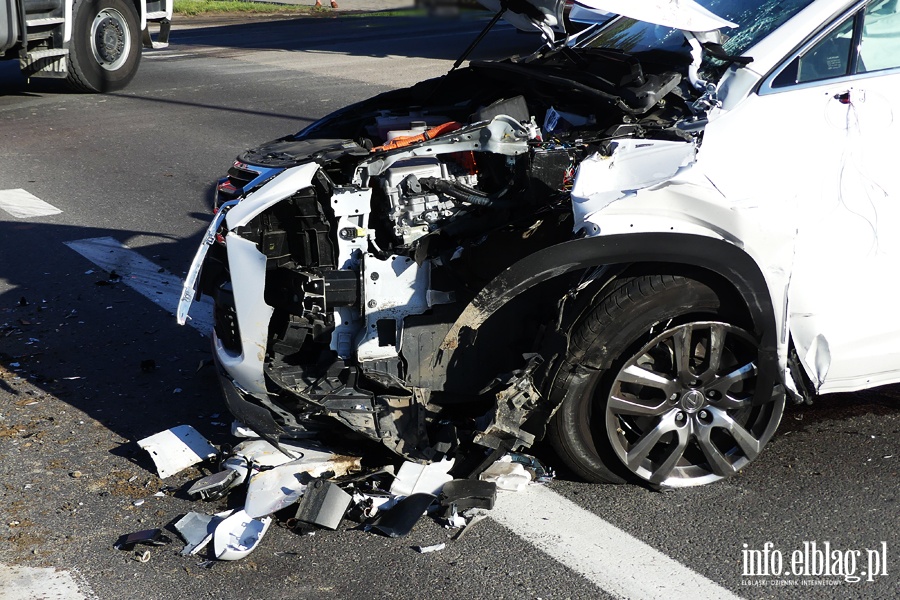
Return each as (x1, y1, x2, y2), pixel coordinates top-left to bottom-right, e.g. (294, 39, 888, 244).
(479, 0, 736, 34)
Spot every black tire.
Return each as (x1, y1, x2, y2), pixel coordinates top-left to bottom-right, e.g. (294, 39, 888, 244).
(66, 0, 141, 93)
(548, 274, 783, 487)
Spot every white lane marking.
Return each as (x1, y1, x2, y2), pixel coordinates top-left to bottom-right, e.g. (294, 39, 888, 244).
(64, 237, 214, 334)
(491, 485, 744, 600)
(0, 189, 62, 218)
(63, 239, 743, 600)
(0, 564, 93, 600)
(143, 53, 192, 59)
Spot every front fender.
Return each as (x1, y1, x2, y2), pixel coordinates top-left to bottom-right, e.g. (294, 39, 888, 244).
(440, 233, 781, 402)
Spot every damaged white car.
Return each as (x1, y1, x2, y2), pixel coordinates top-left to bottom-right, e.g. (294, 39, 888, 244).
(179, 0, 900, 488)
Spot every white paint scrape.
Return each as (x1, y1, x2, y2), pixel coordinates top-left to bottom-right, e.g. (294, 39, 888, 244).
(0, 189, 62, 218)
(0, 565, 93, 600)
(491, 485, 743, 600)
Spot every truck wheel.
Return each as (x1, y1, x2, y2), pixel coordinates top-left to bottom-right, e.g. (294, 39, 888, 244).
(548, 275, 784, 487)
(66, 0, 141, 92)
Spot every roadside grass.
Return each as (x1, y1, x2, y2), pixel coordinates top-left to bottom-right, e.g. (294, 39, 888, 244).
(172, 0, 477, 17)
(173, 0, 325, 16)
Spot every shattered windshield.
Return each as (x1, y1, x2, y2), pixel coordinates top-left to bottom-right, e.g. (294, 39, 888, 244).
(578, 0, 817, 59)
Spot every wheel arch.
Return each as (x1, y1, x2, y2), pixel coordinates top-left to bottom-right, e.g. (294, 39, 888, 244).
(440, 232, 780, 405)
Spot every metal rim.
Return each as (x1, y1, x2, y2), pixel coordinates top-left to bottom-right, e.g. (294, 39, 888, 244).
(604, 321, 784, 487)
(90, 8, 131, 72)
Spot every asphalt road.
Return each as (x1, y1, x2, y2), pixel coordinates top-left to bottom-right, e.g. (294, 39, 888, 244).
(1, 13, 898, 600)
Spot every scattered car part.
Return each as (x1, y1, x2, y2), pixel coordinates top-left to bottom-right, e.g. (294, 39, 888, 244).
(213, 510, 273, 561)
(244, 463, 308, 519)
(136, 425, 217, 479)
(389, 459, 455, 498)
(293, 479, 353, 530)
(174, 511, 233, 556)
(114, 529, 171, 550)
(479, 456, 532, 491)
(187, 469, 240, 501)
(176, 0, 893, 490)
(371, 493, 437, 538)
(439, 479, 497, 516)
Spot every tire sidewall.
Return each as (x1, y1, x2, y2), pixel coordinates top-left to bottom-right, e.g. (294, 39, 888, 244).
(68, 0, 141, 92)
(551, 277, 731, 484)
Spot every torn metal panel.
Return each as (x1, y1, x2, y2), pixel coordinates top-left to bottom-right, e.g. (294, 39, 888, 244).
(136, 425, 217, 479)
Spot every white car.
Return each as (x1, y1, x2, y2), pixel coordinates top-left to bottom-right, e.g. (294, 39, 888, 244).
(178, 0, 900, 488)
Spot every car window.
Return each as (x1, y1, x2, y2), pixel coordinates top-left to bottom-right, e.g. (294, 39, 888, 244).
(796, 15, 855, 83)
(858, 0, 900, 72)
(772, 0, 900, 88)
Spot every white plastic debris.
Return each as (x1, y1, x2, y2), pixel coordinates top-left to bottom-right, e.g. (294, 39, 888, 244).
(241, 441, 361, 518)
(175, 510, 233, 556)
(244, 465, 307, 519)
(415, 543, 446, 553)
(213, 509, 272, 561)
(231, 421, 257, 438)
(390, 458, 454, 498)
(136, 425, 217, 479)
(479, 455, 532, 492)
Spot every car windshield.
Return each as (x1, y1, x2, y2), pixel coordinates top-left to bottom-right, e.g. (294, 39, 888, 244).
(577, 0, 817, 61)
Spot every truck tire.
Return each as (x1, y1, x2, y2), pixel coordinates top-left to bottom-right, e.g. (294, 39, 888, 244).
(66, 0, 141, 92)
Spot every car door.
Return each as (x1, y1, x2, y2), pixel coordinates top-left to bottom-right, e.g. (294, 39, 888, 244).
(699, 0, 900, 393)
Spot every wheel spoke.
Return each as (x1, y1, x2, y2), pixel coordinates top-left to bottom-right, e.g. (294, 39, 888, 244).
(711, 362, 757, 392)
(625, 416, 677, 470)
(702, 324, 726, 378)
(696, 426, 738, 477)
(647, 426, 689, 484)
(609, 394, 670, 417)
(715, 410, 761, 459)
(618, 364, 676, 395)
(672, 325, 694, 380)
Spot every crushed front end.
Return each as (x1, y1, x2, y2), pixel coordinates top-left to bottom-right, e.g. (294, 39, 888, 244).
(178, 45, 708, 468)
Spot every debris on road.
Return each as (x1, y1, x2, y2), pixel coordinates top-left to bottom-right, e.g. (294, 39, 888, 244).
(130, 424, 553, 562)
(136, 425, 218, 479)
(114, 529, 172, 551)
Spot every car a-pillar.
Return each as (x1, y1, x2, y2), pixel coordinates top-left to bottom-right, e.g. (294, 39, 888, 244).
(66, 0, 141, 92)
(441, 233, 785, 487)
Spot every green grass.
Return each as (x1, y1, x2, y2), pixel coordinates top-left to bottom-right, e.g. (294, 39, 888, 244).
(173, 0, 326, 16)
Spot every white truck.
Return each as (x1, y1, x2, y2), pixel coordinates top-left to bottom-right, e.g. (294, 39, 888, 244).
(0, 0, 171, 92)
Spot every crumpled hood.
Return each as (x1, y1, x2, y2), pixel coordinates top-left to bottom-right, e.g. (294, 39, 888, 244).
(239, 138, 370, 168)
(479, 0, 736, 34)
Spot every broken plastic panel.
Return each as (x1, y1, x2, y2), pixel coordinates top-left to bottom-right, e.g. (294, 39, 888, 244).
(439, 479, 497, 517)
(174, 510, 233, 556)
(213, 509, 273, 561)
(294, 479, 352, 531)
(371, 493, 436, 538)
(389, 458, 454, 498)
(136, 425, 218, 479)
(244, 464, 308, 519)
(479, 456, 532, 491)
(187, 469, 240, 501)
